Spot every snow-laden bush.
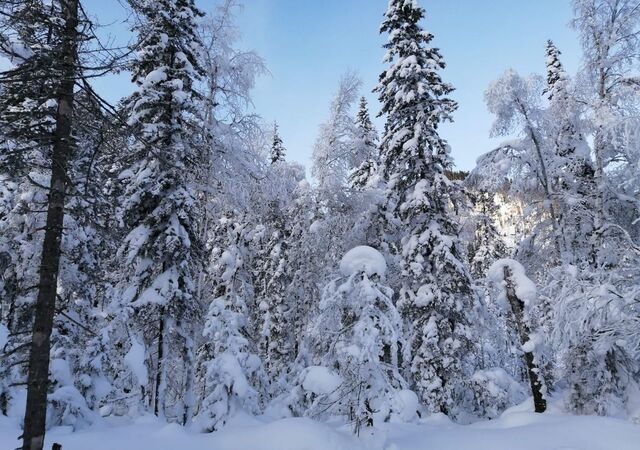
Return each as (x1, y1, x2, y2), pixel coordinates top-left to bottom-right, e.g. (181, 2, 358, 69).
(47, 357, 97, 430)
(469, 368, 526, 419)
(305, 246, 408, 433)
(550, 266, 640, 417)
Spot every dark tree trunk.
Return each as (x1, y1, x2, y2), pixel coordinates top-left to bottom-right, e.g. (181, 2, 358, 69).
(503, 265, 547, 413)
(154, 311, 165, 417)
(21, 1, 79, 449)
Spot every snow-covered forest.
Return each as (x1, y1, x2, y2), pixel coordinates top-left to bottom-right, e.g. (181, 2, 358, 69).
(1, 0, 640, 449)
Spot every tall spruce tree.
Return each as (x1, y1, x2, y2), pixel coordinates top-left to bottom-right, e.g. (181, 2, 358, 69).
(374, 0, 477, 416)
(544, 40, 595, 263)
(350, 97, 379, 189)
(270, 122, 286, 164)
(118, 0, 205, 419)
(0, 1, 86, 447)
(544, 40, 566, 100)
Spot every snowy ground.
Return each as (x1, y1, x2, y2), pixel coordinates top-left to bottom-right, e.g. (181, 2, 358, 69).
(2, 401, 639, 450)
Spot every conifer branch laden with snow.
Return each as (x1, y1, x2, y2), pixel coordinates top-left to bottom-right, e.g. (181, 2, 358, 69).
(375, 0, 478, 416)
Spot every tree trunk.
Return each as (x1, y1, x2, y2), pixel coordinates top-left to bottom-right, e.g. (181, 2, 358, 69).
(21, 1, 78, 449)
(154, 311, 166, 417)
(181, 332, 195, 426)
(503, 265, 547, 413)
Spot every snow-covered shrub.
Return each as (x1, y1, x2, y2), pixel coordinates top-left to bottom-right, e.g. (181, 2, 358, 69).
(307, 246, 406, 433)
(47, 357, 96, 430)
(469, 368, 526, 419)
(551, 266, 640, 417)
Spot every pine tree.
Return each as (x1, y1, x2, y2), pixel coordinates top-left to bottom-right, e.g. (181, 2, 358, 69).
(0, 1, 86, 447)
(270, 122, 286, 164)
(255, 220, 293, 387)
(118, 0, 205, 419)
(544, 40, 566, 101)
(468, 191, 507, 279)
(350, 97, 379, 189)
(374, 0, 476, 416)
(544, 41, 596, 263)
(195, 216, 264, 431)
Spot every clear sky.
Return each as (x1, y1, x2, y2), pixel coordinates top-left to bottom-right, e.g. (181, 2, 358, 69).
(85, 0, 583, 171)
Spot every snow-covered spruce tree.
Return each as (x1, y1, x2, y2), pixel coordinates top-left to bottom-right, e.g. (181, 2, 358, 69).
(0, 0, 63, 420)
(254, 217, 293, 388)
(307, 246, 405, 433)
(467, 191, 508, 280)
(0, 1, 97, 447)
(544, 40, 565, 99)
(118, 0, 205, 420)
(270, 122, 286, 164)
(374, 0, 477, 416)
(0, 149, 48, 416)
(350, 97, 380, 190)
(280, 179, 322, 370)
(544, 40, 595, 264)
(195, 216, 264, 431)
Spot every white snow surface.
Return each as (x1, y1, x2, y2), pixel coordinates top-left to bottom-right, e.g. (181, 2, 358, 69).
(339, 246, 387, 277)
(2, 399, 640, 450)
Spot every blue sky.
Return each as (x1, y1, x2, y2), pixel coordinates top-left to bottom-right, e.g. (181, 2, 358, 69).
(86, 0, 582, 171)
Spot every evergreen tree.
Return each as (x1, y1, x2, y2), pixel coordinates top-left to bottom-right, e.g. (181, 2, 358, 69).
(195, 216, 264, 431)
(468, 191, 508, 279)
(350, 97, 379, 189)
(255, 219, 293, 387)
(270, 122, 286, 164)
(0, 1, 91, 447)
(544, 40, 566, 101)
(118, 0, 205, 419)
(374, 0, 477, 416)
(544, 40, 595, 263)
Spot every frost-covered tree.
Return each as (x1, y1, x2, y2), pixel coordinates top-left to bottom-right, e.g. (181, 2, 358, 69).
(280, 180, 322, 368)
(270, 122, 286, 164)
(350, 97, 379, 189)
(374, 0, 477, 415)
(544, 40, 596, 263)
(482, 70, 565, 265)
(195, 216, 264, 431)
(118, 0, 205, 419)
(488, 260, 547, 413)
(467, 191, 508, 279)
(571, 0, 640, 254)
(308, 246, 405, 433)
(312, 72, 362, 199)
(550, 264, 640, 417)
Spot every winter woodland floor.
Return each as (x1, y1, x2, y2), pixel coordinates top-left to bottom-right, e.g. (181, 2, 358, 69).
(1, 399, 639, 450)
